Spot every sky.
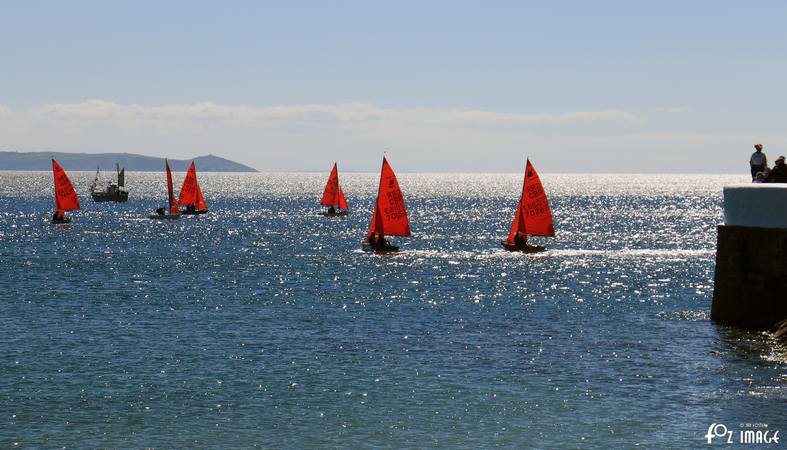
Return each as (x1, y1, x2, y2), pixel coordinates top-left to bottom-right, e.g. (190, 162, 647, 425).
(0, 0, 785, 172)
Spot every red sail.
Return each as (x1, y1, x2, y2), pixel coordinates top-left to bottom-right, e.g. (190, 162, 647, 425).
(52, 159, 80, 211)
(367, 157, 410, 238)
(321, 163, 339, 206)
(338, 186, 348, 209)
(506, 159, 554, 243)
(178, 162, 198, 206)
(165, 159, 179, 214)
(195, 182, 207, 210)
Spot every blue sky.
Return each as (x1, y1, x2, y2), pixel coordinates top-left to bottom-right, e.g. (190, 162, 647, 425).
(1, 1, 785, 172)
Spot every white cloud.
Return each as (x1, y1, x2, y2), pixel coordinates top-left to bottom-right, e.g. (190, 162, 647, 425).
(4, 99, 770, 172)
(28, 99, 636, 127)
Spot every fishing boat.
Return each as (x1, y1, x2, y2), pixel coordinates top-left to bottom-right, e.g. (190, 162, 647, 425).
(362, 157, 410, 252)
(178, 161, 209, 215)
(148, 159, 181, 220)
(501, 159, 554, 252)
(320, 162, 349, 216)
(90, 163, 128, 202)
(51, 159, 80, 223)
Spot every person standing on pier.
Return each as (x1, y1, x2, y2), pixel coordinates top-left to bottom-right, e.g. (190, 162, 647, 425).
(750, 143, 768, 181)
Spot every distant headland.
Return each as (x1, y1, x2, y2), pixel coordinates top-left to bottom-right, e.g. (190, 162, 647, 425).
(0, 151, 258, 172)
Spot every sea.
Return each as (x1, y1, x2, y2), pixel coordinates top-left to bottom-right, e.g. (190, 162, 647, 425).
(0, 171, 785, 449)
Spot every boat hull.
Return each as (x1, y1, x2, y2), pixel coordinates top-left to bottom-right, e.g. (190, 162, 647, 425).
(500, 241, 546, 253)
(91, 191, 129, 202)
(181, 209, 209, 215)
(52, 217, 72, 224)
(320, 210, 349, 217)
(362, 240, 399, 252)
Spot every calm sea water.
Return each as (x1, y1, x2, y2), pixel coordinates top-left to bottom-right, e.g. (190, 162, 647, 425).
(0, 171, 785, 448)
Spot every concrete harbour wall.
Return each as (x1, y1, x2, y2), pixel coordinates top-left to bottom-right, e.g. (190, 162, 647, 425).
(711, 184, 787, 330)
(711, 224, 787, 329)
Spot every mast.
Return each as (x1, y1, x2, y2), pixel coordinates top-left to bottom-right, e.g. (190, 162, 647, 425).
(369, 157, 386, 237)
(334, 162, 340, 207)
(91, 166, 99, 191)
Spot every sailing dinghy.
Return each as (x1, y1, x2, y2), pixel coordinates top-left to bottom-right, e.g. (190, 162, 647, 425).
(320, 162, 349, 216)
(148, 159, 182, 220)
(51, 159, 80, 224)
(362, 157, 410, 252)
(501, 159, 554, 252)
(178, 161, 209, 215)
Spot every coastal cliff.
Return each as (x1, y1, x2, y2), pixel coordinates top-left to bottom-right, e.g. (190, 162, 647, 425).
(0, 151, 258, 172)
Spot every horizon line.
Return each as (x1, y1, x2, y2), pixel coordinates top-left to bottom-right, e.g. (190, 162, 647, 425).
(0, 168, 751, 176)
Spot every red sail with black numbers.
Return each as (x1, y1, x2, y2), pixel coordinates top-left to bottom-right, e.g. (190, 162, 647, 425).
(321, 163, 340, 206)
(52, 159, 80, 211)
(506, 159, 554, 244)
(178, 162, 198, 206)
(165, 159, 179, 214)
(179, 161, 207, 209)
(367, 157, 410, 238)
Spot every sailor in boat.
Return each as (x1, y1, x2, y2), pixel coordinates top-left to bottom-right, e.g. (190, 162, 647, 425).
(322, 204, 348, 216)
(505, 231, 545, 252)
(52, 209, 70, 224)
(156, 207, 166, 216)
(370, 233, 382, 246)
(364, 232, 398, 251)
(185, 204, 197, 214)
